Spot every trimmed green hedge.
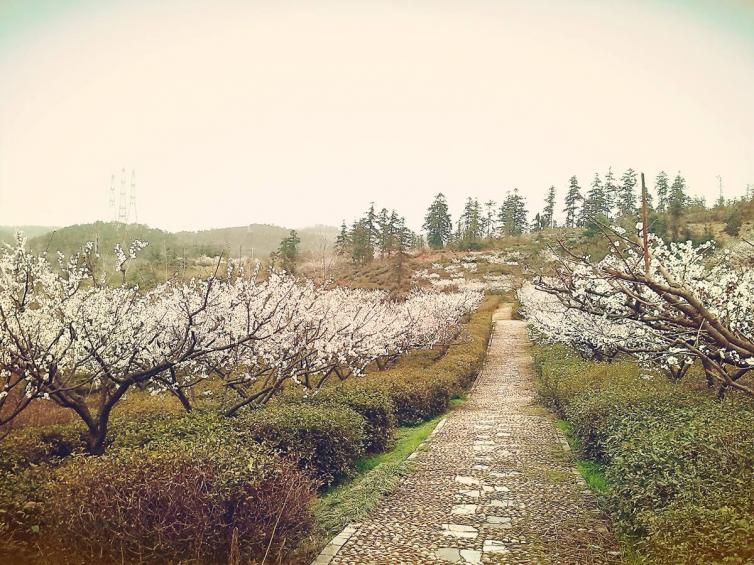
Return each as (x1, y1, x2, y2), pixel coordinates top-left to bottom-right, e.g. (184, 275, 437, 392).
(278, 385, 396, 453)
(42, 441, 315, 563)
(533, 345, 754, 564)
(236, 403, 366, 489)
(359, 296, 498, 426)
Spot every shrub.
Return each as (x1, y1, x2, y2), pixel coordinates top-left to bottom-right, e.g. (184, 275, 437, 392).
(370, 372, 450, 426)
(0, 424, 84, 472)
(565, 377, 699, 462)
(604, 402, 754, 536)
(42, 442, 315, 564)
(642, 502, 754, 564)
(236, 403, 366, 488)
(532, 344, 754, 563)
(281, 385, 396, 453)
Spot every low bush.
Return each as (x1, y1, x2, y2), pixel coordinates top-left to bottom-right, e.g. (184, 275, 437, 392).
(42, 442, 315, 564)
(362, 296, 498, 426)
(532, 344, 754, 564)
(236, 403, 366, 488)
(642, 502, 754, 564)
(280, 385, 396, 453)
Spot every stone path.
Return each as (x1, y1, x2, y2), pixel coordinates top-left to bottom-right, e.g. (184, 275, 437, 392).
(323, 305, 621, 564)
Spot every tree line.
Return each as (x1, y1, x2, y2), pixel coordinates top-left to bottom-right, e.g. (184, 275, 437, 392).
(422, 168, 750, 250)
(335, 204, 420, 264)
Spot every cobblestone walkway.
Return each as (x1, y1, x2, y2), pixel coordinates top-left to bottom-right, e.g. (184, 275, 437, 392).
(326, 306, 621, 564)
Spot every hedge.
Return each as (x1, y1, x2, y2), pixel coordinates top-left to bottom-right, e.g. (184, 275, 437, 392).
(532, 344, 754, 564)
(42, 441, 315, 563)
(236, 403, 367, 489)
(279, 385, 396, 453)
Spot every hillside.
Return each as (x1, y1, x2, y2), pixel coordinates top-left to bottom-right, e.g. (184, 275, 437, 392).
(17, 222, 337, 260)
(0, 225, 57, 244)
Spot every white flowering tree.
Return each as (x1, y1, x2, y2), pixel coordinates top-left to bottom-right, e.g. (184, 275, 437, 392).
(523, 226, 754, 397)
(0, 236, 484, 450)
(0, 237, 266, 452)
(215, 285, 483, 415)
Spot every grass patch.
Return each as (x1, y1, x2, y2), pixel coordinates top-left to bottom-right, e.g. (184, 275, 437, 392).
(305, 415, 441, 556)
(353, 418, 439, 475)
(449, 393, 468, 409)
(555, 419, 610, 493)
(576, 460, 609, 493)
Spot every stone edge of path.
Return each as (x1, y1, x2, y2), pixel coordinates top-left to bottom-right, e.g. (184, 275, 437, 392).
(310, 417, 448, 565)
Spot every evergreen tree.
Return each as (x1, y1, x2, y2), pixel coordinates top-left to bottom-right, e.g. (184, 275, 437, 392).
(422, 193, 453, 249)
(563, 176, 583, 228)
(541, 186, 556, 229)
(603, 167, 619, 219)
(582, 173, 609, 225)
(483, 200, 498, 239)
(391, 216, 414, 291)
(655, 171, 670, 213)
(276, 229, 301, 274)
(335, 221, 350, 257)
(668, 172, 688, 241)
(499, 189, 527, 235)
(459, 197, 483, 243)
(530, 212, 543, 232)
(617, 168, 638, 218)
(350, 220, 373, 264)
(364, 202, 379, 247)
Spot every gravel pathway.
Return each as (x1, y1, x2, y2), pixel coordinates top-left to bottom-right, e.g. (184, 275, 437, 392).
(323, 306, 621, 564)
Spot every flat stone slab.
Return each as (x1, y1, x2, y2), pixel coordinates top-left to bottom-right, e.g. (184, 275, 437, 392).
(436, 547, 461, 562)
(451, 504, 477, 515)
(460, 549, 482, 564)
(483, 539, 510, 554)
(440, 523, 478, 539)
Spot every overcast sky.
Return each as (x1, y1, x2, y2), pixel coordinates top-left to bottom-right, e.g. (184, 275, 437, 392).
(1, 0, 753, 232)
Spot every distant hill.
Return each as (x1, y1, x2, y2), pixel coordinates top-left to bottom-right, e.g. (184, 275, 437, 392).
(173, 224, 338, 258)
(17, 222, 338, 261)
(0, 225, 57, 245)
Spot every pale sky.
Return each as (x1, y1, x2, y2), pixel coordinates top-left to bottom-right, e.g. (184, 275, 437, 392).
(1, 0, 753, 231)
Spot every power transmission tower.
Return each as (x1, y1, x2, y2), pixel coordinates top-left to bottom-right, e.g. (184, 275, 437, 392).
(128, 169, 138, 224)
(108, 174, 117, 221)
(118, 168, 128, 223)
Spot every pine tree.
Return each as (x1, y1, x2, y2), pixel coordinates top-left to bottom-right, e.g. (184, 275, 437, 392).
(483, 200, 497, 239)
(530, 212, 543, 232)
(617, 168, 638, 218)
(582, 172, 608, 225)
(668, 172, 688, 241)
(604, 167, 618, 219)
(350, 220, 373, 264)
(376, 208, 391, 257)
(499, 189, 527, 235)
(277, 229, 301, 274)
(542, 186, 556, 229)
(335, 221, 350, 257)
(459, 197, 483, 243)
(364, 202, 379, 247)
(563, 176, 583, 228)
(422, 193, 453, 249)
(655, 171, 669, 213)
(511, 189, 527, 234)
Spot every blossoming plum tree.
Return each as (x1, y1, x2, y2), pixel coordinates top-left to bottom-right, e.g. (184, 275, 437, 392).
(0, 236, 483, 451)
(520, 226, 754, 397)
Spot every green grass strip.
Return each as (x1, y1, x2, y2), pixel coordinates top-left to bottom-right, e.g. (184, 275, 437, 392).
(313, 416, 441, 537)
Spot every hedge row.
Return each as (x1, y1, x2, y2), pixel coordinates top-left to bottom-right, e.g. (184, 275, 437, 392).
(533, 345, 754, 564)
(0, 296, 499, 563)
